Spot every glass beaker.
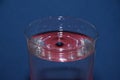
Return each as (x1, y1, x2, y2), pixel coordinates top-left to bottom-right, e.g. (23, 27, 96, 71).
(24, 16, 98, 80)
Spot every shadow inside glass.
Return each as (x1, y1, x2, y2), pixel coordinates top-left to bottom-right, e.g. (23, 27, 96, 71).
(38, 67, 84, 80)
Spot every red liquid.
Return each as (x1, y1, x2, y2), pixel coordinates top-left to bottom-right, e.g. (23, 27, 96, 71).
(28, 31, 94, 80)
(28, 31, 94, 62)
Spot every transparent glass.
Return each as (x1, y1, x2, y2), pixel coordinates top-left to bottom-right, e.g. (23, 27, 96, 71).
(24, 16, 98, 80)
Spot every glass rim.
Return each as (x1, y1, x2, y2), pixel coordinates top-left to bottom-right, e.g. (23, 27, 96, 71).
(24, 16, 99, 40)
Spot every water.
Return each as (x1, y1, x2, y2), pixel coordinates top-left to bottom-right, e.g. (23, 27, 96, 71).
(27, 31, 95, 80)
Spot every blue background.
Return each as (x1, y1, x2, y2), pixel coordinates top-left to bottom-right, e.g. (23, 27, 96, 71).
(0, 0, 120, 80)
